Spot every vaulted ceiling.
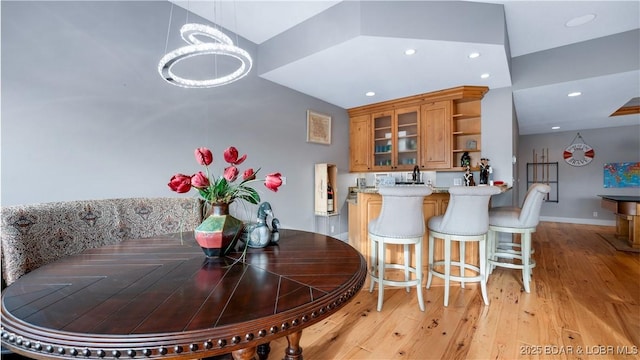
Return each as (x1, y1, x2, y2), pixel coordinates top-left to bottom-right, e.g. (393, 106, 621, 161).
(171, 0, 640, 135)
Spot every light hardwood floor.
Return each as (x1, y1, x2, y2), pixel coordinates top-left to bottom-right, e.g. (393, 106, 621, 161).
(269, 222, 640, 359)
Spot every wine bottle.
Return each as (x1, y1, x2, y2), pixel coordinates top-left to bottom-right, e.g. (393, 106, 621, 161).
(327, 183, 334, 213)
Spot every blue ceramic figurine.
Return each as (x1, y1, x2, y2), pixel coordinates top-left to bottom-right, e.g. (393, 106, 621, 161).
(242, 202, 280, 248)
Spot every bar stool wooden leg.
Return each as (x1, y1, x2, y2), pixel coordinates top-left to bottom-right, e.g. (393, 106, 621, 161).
(459, 242, 466, 289)
(426, 233, 435, 289)
(377, 239, 386, 311)
(487, 229, 496, 274)
(444, 235, 452, 307)
(369, 239, 377, 293)
(479, 235, 489, 305)
(522, 231, 532, 293)
(416, 241, 425, 311)
(404, 244, 411, 292)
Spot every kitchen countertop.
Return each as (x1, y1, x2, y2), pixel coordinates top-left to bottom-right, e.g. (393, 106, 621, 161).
(347, 185, 510, 204)
(347, 186, 447, 204)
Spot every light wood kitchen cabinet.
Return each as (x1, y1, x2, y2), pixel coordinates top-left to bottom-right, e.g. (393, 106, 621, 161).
(348, 85, 488, 172)
(349, 115, 371, 172)
(420, 101, 451, 169)
(347, 201, 360, 251)
(371, 107, 420, 171)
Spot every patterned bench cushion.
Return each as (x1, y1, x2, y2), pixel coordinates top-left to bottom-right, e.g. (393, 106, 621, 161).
(1, 197, 203, 286)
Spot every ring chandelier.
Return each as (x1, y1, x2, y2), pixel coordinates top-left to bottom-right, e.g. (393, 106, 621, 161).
(158, 23, 252, 88)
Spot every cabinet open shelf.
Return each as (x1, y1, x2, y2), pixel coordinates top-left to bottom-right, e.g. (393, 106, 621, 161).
(452, 113, 480, 119)
(453, 148, 482, 153)
(453, 131, 481, 136)
(452, 97, 481, 170)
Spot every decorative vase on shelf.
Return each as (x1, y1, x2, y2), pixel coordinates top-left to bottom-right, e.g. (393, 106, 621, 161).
(461, 151, 471, 168)
(194, 203, 243, 257)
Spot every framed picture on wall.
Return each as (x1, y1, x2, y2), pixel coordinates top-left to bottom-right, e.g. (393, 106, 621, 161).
(604, 162, 640, 188)
(306, 110, 332, 145)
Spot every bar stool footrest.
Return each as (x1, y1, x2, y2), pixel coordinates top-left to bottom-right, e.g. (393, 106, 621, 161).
(370, 263, 420, 288)
(488, 258, 536, 270)
(429, 260, 483, 284)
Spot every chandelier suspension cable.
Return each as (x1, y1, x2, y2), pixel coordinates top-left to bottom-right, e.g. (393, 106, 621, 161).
(212, 0, 219, 81)
(163, 3, 174, 55)
(233, 1, 240, 50)
(185, 0, 190, 24)
(158, 0, 252, 88)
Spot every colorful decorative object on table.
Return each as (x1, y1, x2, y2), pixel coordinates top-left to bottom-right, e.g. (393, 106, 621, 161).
(168, 146, 283, 257)
(193, 202, 244, 257)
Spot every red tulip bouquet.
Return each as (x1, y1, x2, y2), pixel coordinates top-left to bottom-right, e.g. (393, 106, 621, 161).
(168, 146, 283, 206)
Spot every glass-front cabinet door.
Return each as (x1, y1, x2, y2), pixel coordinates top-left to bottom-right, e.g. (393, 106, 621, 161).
(395, 107, 419, 170)
(371, 107, 419, 171)
(372, 111, 394, 170)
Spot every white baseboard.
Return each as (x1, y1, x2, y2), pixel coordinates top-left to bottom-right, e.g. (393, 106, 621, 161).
(539, 216, 615, 226)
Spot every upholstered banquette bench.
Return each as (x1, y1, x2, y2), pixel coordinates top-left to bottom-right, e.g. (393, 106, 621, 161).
(1, 197, 203, 287)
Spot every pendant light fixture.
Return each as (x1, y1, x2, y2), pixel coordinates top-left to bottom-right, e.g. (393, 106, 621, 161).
(158, 2, 252, 88)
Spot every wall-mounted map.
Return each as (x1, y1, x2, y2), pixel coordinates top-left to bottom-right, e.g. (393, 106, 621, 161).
(604, 162, 640, 188)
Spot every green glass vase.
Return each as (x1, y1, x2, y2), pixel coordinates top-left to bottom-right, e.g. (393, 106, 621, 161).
(194, 203, 243, 257)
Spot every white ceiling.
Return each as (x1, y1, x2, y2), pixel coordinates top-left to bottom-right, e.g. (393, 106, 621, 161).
(171, 0, 640, 135)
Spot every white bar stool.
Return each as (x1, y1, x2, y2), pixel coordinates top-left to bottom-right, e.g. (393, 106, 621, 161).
(426, 186, 501, 306)
(487, 183, 550, 293)
(368, 186, 433, 311)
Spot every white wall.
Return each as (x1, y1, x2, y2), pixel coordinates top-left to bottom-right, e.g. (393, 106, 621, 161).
(482, 86, 515, 207)
(0, 1, 350, 234)
(518, 125, 640, 225)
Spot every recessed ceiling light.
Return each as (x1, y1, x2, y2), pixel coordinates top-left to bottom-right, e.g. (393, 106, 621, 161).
(552, 126, 561, 130)
(566, 14, 596, 27)
(365, 91, 375, 97)
(468, 52, 480, 59)
(568, 92, 582, 97)
(405, 49, 416, 56)
(480, 73, 490, 79)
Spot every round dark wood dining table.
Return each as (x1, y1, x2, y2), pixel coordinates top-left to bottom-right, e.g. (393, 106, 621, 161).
(1, 229, 366, 360)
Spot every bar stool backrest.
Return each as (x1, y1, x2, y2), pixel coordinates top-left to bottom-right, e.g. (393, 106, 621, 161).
(434, 186, 502, 236)
(518, 184, 551, 228)
(368, 186, 433, 238)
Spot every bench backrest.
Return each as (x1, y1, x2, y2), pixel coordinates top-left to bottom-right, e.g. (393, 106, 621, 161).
(1, 197, 203, 286)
